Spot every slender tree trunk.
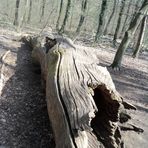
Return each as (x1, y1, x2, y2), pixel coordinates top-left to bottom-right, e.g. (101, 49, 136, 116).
(69, 0, 75, 29)
(133, 0, 141, 16)
(130, 0, 143, 45)
(27, 0, 32, 23)
(40, 0, 46, 22)
(76, 0, 88, 34)
(122, 0, 140, 36)
(111, 0, 148, 69)
(110, 0, 119, 35)
(121, 1, 132, 35)
(56, 0, 64, 30)
(52, 0, 59, 26)
(113, 0, 126, 45)
(20, 0, 29, 28)
(104, 0, 117, 35)
(59, 0, 72, 33)
(6, 0, 9, 16)
(13, 0, 20, 26)
(83, 4, 89, 32)
(132, 16, 147, 58)
(95, 0, 107, 42)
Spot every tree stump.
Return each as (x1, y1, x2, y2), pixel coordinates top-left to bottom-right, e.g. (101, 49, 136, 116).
(23, 35, 137, 148)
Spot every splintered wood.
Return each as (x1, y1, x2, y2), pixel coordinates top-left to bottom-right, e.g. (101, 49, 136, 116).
(0, 50, 16, 95)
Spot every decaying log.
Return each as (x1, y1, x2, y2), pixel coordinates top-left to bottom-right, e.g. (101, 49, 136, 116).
(23, 35, 139, 148)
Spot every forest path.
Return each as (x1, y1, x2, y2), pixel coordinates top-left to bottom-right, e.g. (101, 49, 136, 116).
(0, 29, 54, 148)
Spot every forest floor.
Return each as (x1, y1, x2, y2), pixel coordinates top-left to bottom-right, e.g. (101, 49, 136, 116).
(0, 28, 148, 148)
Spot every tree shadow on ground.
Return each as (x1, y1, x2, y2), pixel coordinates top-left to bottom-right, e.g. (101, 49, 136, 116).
(99, 61, 148, 103)
(107, 65, 148, 104)
(0, 43, 55, 148)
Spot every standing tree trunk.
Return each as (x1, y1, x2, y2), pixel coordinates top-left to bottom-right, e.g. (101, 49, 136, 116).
(110, 0, 148, 69)
(20, 0, 29, 28)
(59, 0, 72, 33)
(56, 0, 64, 31)
(130, 0, 143, 46)
(6, 0, 9, 16)
(40, 0, 46, 22)
(132, 0, 142, 17)
(113, 0, 126, 45)
(132, 16, 147, 58)
(95, 0, 107, 42)
(76, 0, 88, 34)
(13, 0, 20, 26)
(121, 1, 132, 35)
(83, 4, 89, 32)
(69, 0, 75, 29)
(104, 0, 117, 35)
(121, 0, 140, 36)
(27, 0, 32, 23)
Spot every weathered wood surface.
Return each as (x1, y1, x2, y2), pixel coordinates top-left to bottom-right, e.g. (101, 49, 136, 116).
(0, 50, 16, 95)
(23, 35, 138, 148)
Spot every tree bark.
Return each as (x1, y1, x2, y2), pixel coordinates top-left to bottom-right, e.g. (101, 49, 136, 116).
(132, 16, 147, 58)
(56, 0, 64, 30)
(27, 0, 32, 23)
(113, 0, 126, 45)
(40, 0, 46, 22)
(69, 0, 75, 29)
(121, 1, 132, 35)
(133, 0, 142, 17)
(104, 0, 117, 35)
(111, 0, 148, 69)
(76, 0, 88, 34)
(59, 0, 72, 33)
(95, 0, 107, 42)
(20, 0, 29, 28)
(6, 0, 9, 16)
(22, 34, 140, 148)
(13, 0, 20, 26)
(121, 0, 141, 36)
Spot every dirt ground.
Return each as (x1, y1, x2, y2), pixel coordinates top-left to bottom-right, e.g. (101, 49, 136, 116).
(0, 29, 54, 148)
(0, 28, 148, 148)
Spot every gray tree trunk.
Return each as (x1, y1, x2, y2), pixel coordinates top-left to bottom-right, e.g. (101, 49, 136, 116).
(76, 0, 88, 34)
(132, 16, 147, 58)
(83, 4, 89, 32)
(27, 0, 32, 23)
(122, 0, 141, 36)
(23, 34, 137, 148)
(59, 0, 72, 33)
(13, 0, 20, 26)
(40, 0, 46, 22)
(113, 0, 126, 45)
(121, 0, 132, 35)
(95, 0, 107, 42)
(104, 0, 117, 35)
(6, 0, 9, 16)
(130, 0, 143, 45)
(69, 0, 75, 29)
(56, 0, 64, 30)
(20, 0, 29, 28)
(133, 0, 142, 16)
(111, 0, 148, 69)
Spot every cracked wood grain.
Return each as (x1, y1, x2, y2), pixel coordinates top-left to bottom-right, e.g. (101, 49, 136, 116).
(24, 35, 138, 148)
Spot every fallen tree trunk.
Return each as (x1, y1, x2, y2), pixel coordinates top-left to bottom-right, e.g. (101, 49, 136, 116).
(23, 35, 139, 148)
